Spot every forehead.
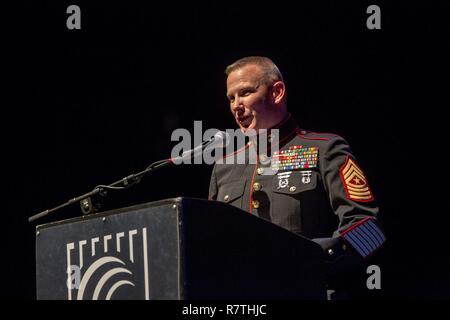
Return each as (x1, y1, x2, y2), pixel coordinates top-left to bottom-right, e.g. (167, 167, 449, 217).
(226, 64, 264, 94)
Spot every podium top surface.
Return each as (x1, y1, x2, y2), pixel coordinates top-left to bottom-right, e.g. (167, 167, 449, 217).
(34, 195, 326, 255)
(36, 197, 187, 231)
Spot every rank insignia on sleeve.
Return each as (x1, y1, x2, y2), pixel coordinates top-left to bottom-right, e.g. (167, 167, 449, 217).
(340, 156, 374, 202)
(271, 146, 319, 171)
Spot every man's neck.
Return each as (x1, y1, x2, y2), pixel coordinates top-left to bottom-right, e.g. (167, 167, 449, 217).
(269, 112, 291, 130)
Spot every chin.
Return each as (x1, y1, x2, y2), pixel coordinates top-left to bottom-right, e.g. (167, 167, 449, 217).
(242, 126, 258, 137)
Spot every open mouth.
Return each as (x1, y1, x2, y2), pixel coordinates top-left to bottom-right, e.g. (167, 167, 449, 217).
(238, 115, 252, 129)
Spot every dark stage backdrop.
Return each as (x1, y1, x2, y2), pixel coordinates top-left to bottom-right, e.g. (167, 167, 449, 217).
(4, 0, 449, 299)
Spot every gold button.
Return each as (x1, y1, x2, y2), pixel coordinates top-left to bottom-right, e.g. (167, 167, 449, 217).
(252, 200, 260, 209)
(289, 186, 297, 192)
(257, 167, 264, 175)
(224, 194, 230, 202)
(253, 182, 261, 192)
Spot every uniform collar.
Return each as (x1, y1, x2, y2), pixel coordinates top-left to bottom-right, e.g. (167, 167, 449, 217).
(269, 113, 299, 143)
(249, 113, 300, 154)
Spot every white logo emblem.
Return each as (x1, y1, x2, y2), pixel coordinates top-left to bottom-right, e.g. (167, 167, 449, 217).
(301, 171, 312, 184)
(277, 171, 291, 189)
(66, 228, 150, 300)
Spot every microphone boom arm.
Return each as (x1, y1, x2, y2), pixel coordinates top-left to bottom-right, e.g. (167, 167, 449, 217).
(28, 158, 173, 223)
(28, 130, 228, 223)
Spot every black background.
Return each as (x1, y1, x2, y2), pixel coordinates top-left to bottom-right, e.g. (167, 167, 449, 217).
(4, 0, 450, 299)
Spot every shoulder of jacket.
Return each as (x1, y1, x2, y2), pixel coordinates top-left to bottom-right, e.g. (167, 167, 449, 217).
(296, 129, 346, 144)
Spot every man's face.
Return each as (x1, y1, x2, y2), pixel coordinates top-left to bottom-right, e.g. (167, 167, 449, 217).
(226, 64, 275, 134)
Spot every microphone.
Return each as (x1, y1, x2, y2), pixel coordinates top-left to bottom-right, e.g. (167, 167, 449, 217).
(171, 131, 229, 164)
(28, 131, 230, 222)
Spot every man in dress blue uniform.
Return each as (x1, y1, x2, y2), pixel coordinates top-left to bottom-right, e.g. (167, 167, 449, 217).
(208, 56, 386, 299)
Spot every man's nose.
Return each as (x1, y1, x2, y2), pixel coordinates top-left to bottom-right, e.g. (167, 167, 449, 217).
(231, 98, 244, 113)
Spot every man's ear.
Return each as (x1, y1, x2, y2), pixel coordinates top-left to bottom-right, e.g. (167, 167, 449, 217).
(271, 81, 286, 105)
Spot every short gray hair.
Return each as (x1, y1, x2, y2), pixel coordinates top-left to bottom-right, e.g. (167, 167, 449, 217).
(225, 56, 284, 85)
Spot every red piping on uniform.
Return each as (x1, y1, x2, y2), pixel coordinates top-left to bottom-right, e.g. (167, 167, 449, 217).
(249, 155, 258, 215)
(297, 136, 330, 141)
(220, 142, 252, 160)
(296, 129, 330, 141)
(340, 155, 352, 201)
(208, 144, 250, 200)
(307, 131, 340, 137)
(340, 216, 386, 259)
(340, 216, 373, 236)
(278, 127, 300, 145)
(247, 125, 298, 212)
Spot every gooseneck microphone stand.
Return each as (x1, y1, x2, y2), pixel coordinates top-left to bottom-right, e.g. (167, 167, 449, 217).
(28, 158, 173, 223)
(28, 131, 227, 223)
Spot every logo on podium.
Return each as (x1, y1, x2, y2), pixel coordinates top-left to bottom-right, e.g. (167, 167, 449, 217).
(66, 228, 150, 300)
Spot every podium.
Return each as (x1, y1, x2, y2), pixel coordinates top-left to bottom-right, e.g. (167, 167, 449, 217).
(35, 197, 327, 300)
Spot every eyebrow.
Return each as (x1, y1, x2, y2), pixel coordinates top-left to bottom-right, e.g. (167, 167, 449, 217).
(227, 85, 258, 99)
